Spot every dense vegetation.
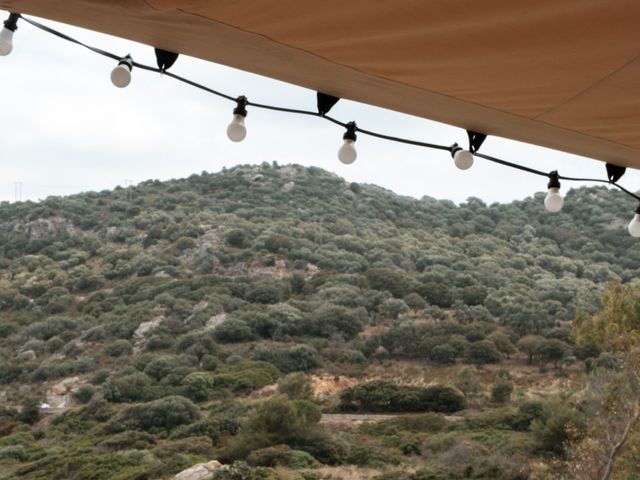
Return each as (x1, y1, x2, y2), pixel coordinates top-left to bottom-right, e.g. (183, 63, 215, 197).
(0, 163, 638, 479)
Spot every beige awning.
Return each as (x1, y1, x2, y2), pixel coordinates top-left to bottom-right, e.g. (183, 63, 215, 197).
(2, 0, 639, 168)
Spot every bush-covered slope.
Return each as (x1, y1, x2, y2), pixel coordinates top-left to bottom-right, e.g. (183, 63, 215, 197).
(0, 163, 638, 479)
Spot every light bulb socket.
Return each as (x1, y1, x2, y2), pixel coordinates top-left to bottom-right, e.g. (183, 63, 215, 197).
(450, 143, 462, 158)
(635, 204, 640, 215)
(547, 171, 561, 189)
(3, 12, 19, 32)
(343, 121, 357, 141)
(233, 96, 248, 117)
(117, 54, 133, 71)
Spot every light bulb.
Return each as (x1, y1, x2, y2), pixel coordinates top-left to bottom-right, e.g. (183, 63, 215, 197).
(227, 114, 247, 142)
(544, 171, 563, 213)
(0, 27, 13, 56)
(111, 56, 132, 88)
(544, 187, 564, 213)
(338, 139, 357, 164)
(227, 96, 248, 142)
(629, 213, 640, 237)
(338, 122, 358, 164)
(453, 149, 474, 170)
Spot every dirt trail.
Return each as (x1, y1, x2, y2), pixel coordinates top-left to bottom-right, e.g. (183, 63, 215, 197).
(320, 413, 396, 425)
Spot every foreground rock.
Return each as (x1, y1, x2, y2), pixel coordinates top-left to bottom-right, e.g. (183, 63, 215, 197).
(173, 460, 222, 480)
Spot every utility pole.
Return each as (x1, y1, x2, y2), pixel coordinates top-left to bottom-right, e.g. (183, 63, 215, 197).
(124, 179, 133, 202)
(13, 182, 22, 202)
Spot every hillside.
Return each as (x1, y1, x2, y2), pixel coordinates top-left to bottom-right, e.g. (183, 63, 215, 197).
(0, 163, 638, 479)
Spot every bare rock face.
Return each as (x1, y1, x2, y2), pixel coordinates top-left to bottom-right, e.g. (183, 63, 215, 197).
(281, 181, 295, 192)
(173, 460, 222, 480)
(204, 313, 227, 330)
(133, 315, 165, 343)
(18, 350, 37, 361)
(9, 217, 75, 241)
(45, 376, 81, 408)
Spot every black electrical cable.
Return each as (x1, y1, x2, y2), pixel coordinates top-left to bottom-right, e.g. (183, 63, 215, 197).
(16, 14, 640, 204)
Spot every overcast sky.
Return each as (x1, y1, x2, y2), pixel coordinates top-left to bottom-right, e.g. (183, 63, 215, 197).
(1, 12, 638, 206)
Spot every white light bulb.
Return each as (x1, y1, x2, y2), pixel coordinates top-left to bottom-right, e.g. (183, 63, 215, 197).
(454, 149, 474, 170)
(111, 63, 132, 88)
(338, 139, 357, 164)
(0, 28, 14, 56)
(544, 187, 564, 213)
(628, 214, 640, 237)
(227, 114, 247, 142)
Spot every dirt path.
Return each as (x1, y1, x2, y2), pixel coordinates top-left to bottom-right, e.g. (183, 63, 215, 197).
(320, 413, 397, 425)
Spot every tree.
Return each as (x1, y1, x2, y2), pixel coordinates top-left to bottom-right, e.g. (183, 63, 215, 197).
(567, 284, 640, 479)
(488, 331, 516, 358)
(532, 400, 585, 456)
(366, 267, 413, 298)
(517, 335, 544, 364)
(224, 396, 345, 464)
(18, 398, 40, 425)
(117, 395, 200, 432)
(465, 340, 501, 366)
(491, 379, 513, 404)
(538, 339, 569, 368)
(403, 292, 426, 310)
(461, 285, 488, 306)
(308, 305, 363, 339)
(430, 344, 457, 364)
(214, 319, 256, 343)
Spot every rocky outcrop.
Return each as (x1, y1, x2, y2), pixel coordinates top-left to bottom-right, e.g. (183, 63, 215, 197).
(173, 460, 222, 480)
(204, 313, 227, 330)
(6, 217, 75, 241)
(132, 315, 165, 343)
(45, 376, 82, 409)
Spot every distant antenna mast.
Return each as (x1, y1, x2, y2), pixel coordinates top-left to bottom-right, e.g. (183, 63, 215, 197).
(13, 181, 22, 202)
(124, 179, 133, 202)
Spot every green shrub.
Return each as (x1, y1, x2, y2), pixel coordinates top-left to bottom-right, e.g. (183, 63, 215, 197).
(465, 340, 501, 365)
(114, 395, 200, 433)
(74, 384, 96, 404)
(339, 381, 464, 413)
(224, 396, 346, 464)
(278, 372, 313, 400)
(226, 229, 248, 247)
(246, 283, 282, 304)
(247, 445, 317, 469)
(204, 361, 280, 394)
(215, 319, 257, 343)
(23, 316, 79, 341)
(430, 344, 457, 364)
(363, 413, 447, 435)
(490, 379, 514, 404)
(96, 430, 157, 450)
(532, 401, 585, 456)
(103, 372, 155, 403)
(105, 339, 132, 357)
(0, 444, 27, 461)
(252, 345, 321, 373)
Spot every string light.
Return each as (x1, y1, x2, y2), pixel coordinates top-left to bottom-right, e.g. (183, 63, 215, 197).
(0, 12, 19, 56)
(111, 55, 133, 88)
(629, 206, 640, 238)
(338, 122, 357, 164)
(4, 13, 640, 237)
(227, 96, 248, 142)
(544, 171, 564, 213)
(450, 143, 474, 170)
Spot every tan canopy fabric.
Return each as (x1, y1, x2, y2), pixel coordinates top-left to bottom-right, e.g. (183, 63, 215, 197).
(2, 0, 639, 168)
